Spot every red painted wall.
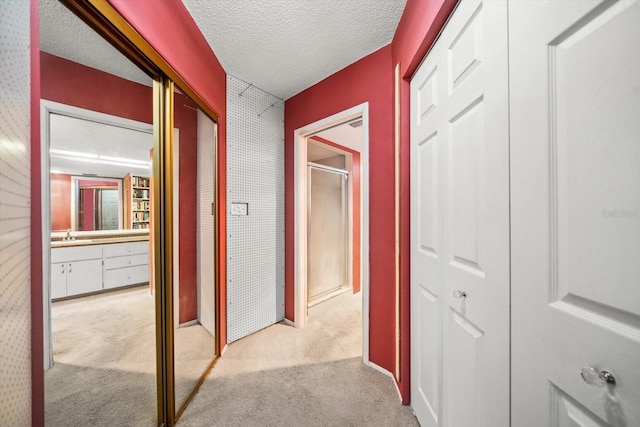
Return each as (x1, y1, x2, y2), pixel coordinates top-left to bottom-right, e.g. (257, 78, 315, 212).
(174, 93, 198, 323)
(40, 52, 152, 123)
(108, 0, 228, 349)
(50, 173, 71, 231)
(285, 45, 396, 371)
(391, 0, 458, 403)
(30, 0, 44, 424)
(310, 136, 361, 294)
(82, 189, 95, 231)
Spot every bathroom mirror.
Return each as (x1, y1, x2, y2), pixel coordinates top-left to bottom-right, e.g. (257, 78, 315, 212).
(171, 85, 218, 419)
(47, 107, 153, 233)
(71, 176, 123, 231)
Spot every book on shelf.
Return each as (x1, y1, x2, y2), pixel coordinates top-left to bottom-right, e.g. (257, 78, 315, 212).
(132, 176, 149, 187)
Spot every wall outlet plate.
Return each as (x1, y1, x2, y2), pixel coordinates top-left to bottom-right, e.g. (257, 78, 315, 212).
(231, 202, 249, 216)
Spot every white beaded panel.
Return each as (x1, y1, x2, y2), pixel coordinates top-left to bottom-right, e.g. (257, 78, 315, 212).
(226, 75, 284, 342)
(197, 110, 216, 336)
(0, 1, 32, 425)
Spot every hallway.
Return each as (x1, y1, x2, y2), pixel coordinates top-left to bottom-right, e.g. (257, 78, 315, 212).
(178, 291, 417, 426)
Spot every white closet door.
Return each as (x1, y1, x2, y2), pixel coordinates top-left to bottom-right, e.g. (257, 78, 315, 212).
(510, 1, 640, 425)
(410, 1, 510, 426)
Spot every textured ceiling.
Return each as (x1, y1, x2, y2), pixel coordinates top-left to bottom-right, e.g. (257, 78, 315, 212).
(183, 0, 407, 99)
(39, 0, 151, 86)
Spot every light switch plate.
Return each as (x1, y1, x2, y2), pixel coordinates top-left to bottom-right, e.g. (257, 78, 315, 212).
(231, 202, 249, 216)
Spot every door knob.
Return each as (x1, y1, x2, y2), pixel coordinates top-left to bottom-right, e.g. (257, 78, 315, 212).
(580, 366, 616, 387)
(453, 290, 467, 299)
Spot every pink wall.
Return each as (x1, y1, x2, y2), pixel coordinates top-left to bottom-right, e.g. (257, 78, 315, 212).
(40, 52, 152, 123)
(391, 0, 458, 402)
(285, 45, 396, 371)
(107, 0, 228, 349)
(50, 173, 71, 231)
(82, 189, 95, 231)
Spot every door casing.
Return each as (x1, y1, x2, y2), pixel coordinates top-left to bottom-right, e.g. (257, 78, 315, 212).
(293, 103, 370, 363)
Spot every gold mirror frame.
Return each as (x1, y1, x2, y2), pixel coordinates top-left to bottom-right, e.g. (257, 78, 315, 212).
(59, 1, 221, 425)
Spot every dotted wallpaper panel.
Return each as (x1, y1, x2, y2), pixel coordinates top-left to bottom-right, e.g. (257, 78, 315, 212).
(226, 75, 285, 342)
(0, 1, 33, 425)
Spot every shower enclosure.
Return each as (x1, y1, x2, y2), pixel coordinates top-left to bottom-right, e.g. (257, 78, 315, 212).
(307, 162, 349, 304)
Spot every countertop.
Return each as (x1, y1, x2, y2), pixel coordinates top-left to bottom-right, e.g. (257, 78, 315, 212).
(51, 229, 149, 248)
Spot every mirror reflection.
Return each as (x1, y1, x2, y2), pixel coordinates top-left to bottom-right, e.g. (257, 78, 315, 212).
(172, 86, 217, 417)
(49, 111, 153, 232)
(41, 0, 157, 425)
(73, 176, 122, 231)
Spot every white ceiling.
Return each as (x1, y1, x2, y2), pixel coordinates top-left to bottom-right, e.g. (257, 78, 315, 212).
(40, 0, 407, 99)
(182, 0, 407, 99)
(49, 114, 153, 179)
(39, 0, 151, 86)
(315, 123, 363, 152)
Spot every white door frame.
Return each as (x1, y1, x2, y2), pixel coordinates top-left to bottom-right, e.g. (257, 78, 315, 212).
(41, 100, 153, 369)
(293, 102, 370, 363)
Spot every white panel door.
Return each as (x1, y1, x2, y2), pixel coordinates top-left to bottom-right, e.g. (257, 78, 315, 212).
(510, 1, 640, 425)
(410, 1, 510, 426)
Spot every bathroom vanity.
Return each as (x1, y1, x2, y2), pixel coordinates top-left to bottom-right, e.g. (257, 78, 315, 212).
(50, 229, 150, 299)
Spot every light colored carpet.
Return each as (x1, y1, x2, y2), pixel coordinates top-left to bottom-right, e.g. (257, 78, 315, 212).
(45, 286, 215, 426)
(45, 286, 157, 426)
(177, 291, 419, 427)
(45, 288, 417, 426)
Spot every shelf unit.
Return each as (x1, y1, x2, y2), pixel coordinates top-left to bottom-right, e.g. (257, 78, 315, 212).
(124, 174, 150, 229)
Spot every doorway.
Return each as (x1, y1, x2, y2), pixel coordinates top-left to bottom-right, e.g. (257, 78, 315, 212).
(293, 103, 369, 361)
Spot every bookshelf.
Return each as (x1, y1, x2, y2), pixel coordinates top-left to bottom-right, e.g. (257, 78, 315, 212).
(124, 174, 150, 229)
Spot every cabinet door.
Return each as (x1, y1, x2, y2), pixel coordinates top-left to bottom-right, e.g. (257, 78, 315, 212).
(66, 259, 103, 296)
(51, 262, 67, 299)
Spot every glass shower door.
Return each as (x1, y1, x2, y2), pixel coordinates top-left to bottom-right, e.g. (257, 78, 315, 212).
(307, 165, 348, 304)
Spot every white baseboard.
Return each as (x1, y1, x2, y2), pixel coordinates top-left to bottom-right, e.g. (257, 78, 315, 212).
(281, 318, 295, 327)
(367, 361, 402, 402)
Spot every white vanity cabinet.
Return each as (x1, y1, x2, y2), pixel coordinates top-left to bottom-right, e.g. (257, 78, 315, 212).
(50, 246, 103, 298)
(103, 242, 150, 289)
(50, 241, 149, 299)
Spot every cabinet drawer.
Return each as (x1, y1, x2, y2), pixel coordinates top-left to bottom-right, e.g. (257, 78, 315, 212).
(51, 245, 102, 263)
(103, 253, 149, 270)
(103, 242, 149, 258)
(103, 265, 149, 289)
